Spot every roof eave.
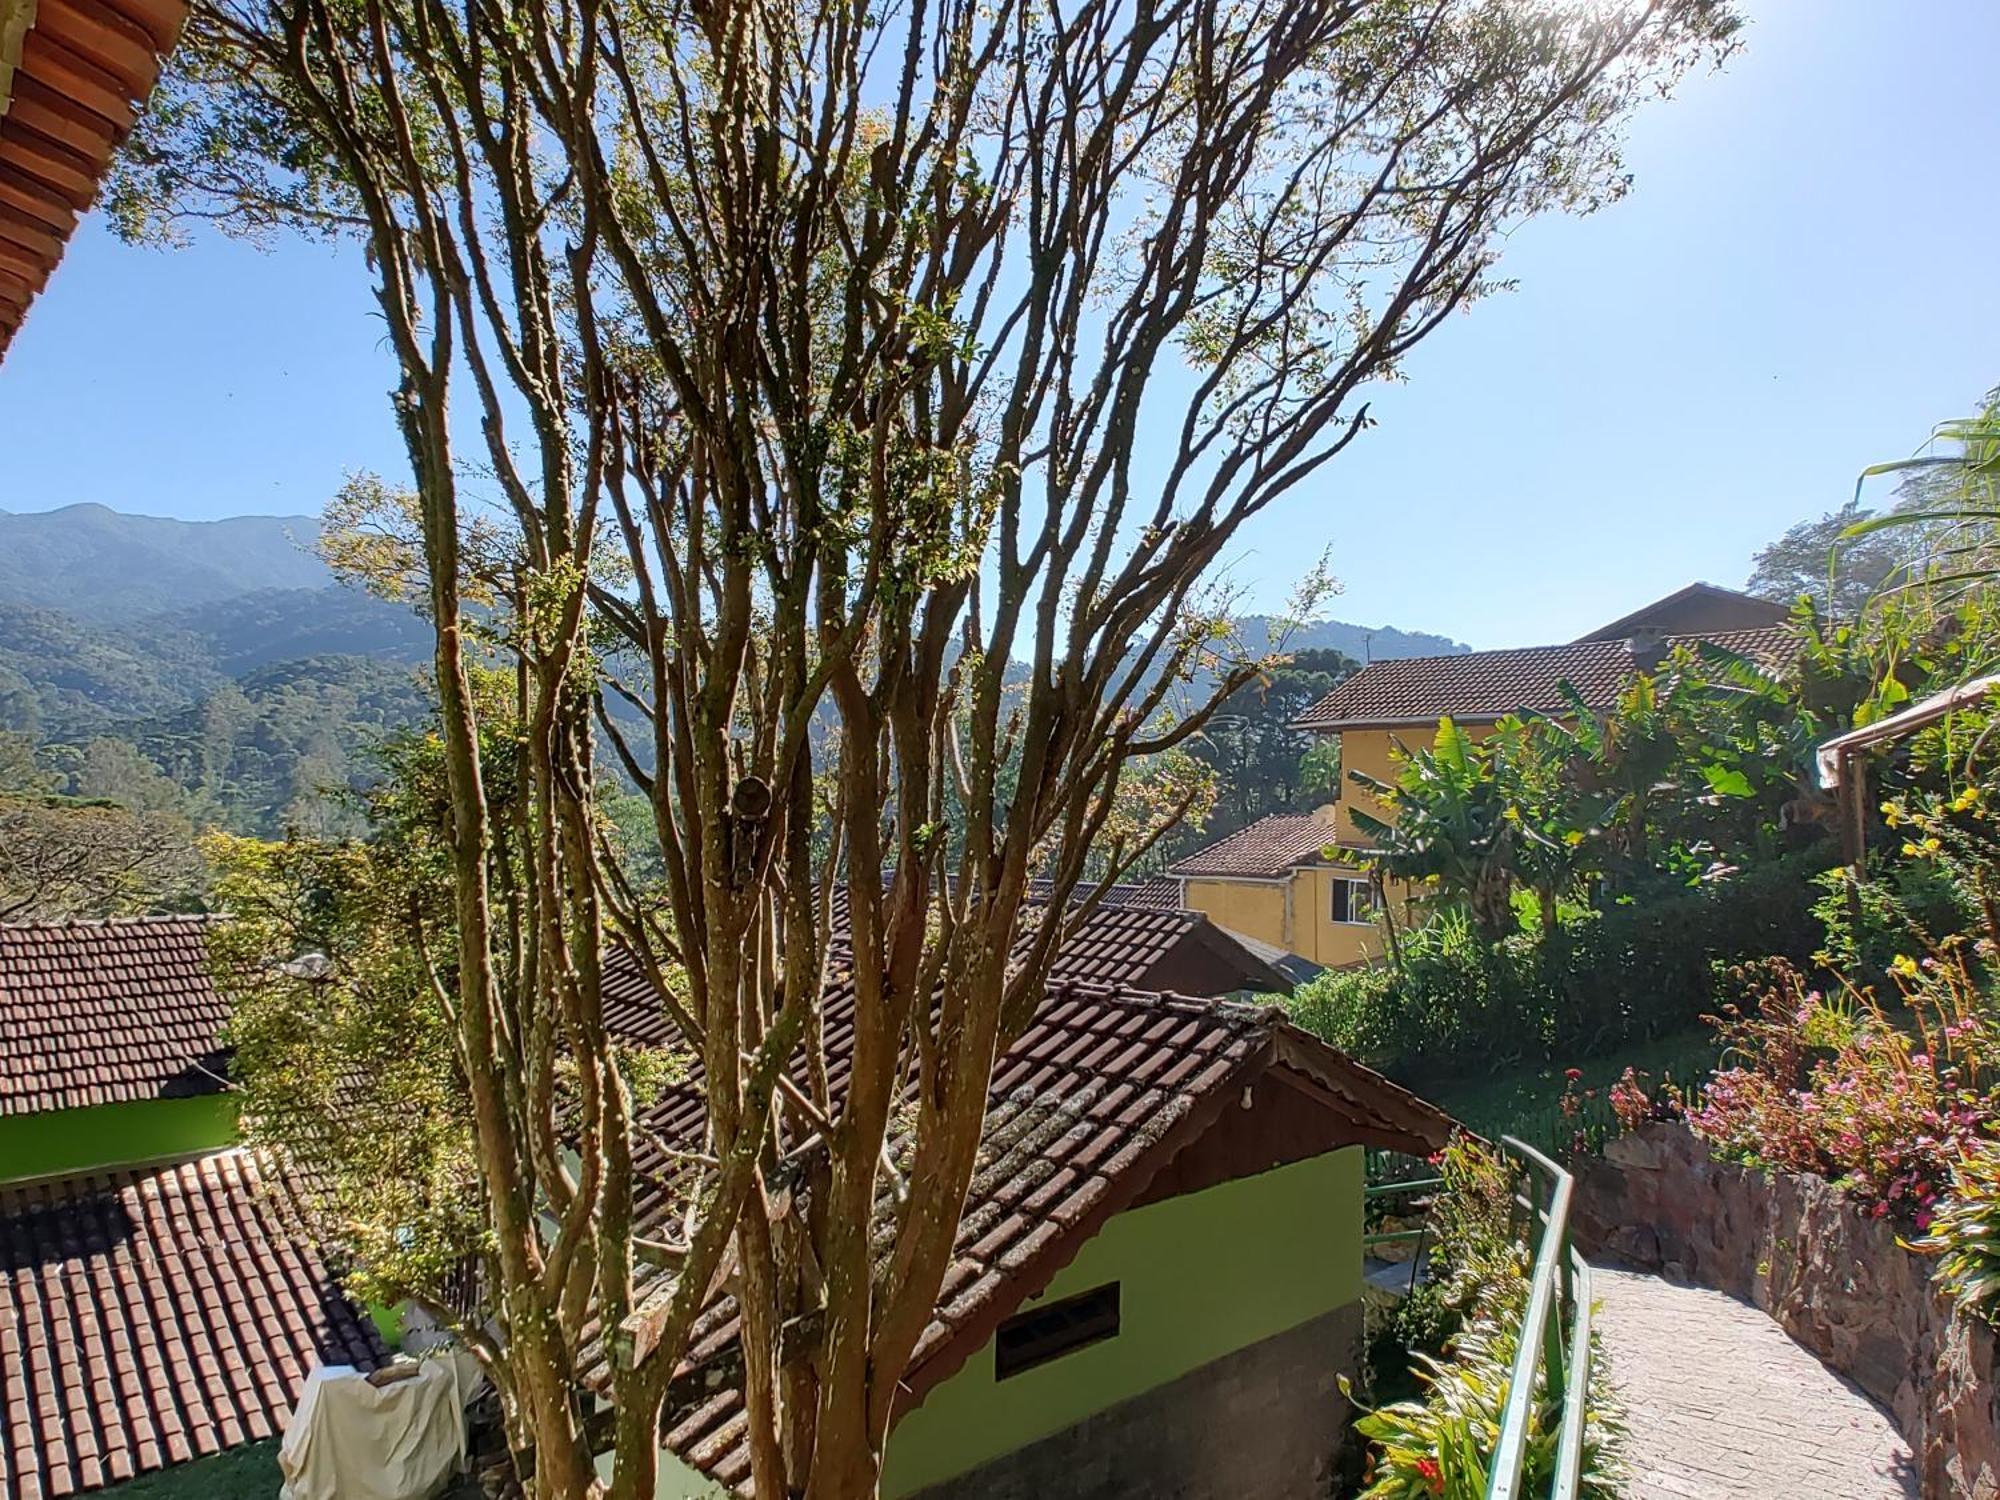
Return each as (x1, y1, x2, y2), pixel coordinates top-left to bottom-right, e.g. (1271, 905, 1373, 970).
(1289, 711, 1516, 733)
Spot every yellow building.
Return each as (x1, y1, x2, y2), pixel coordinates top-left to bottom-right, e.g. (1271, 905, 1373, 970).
(1168, 808, 1393, 971)
(1173, 584, 1794, 968)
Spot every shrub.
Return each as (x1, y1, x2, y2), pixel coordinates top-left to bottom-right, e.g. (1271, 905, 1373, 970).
(1812, 860, 1969, 985)
(1286, 860, 1822, 1081)
(1910, 1143, 2000, 1322)
(1685, 957, 1999, 1225)
(1350, 1139, 1622, 1499)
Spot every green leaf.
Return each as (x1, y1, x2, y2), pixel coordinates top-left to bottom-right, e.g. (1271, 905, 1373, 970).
(1700, 765, 1754, 799)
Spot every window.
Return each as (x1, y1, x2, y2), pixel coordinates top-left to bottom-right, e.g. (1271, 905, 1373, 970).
(994, 1282, 1120, 1379)
(1330, 875, 1377, 926)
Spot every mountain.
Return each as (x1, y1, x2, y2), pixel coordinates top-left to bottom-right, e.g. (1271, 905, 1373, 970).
(0, 506, 434, 834)
(0, 504, 334, 622)
(146, 587, 435, 674)
(0, 600, 221, 729)
(1231, 614, 1469, 664)
(0, 503, 1470, 835)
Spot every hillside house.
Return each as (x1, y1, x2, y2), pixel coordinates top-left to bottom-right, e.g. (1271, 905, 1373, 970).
(607, 963, 1456, 1500)
(0, 916, 387, 1499)
(1170, 584, 1795, 966)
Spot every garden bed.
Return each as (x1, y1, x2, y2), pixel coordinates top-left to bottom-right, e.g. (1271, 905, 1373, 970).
(1576, 1121, 2000, 1499)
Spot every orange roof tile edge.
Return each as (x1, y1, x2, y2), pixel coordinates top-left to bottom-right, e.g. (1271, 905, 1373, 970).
(0, 0, 187, 358)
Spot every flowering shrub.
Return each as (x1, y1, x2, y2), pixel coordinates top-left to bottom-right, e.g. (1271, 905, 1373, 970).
(1350, 1139, 1623, 1499)
(1685, 957, 1999, 1227)
(1608, 1066, 1665, 1134)
(1909, 1143, 2000, 1322)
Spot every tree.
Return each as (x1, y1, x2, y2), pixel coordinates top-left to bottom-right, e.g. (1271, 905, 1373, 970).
(1183, 646, 1356, 846)
(1747, 498, 1917, 619)
(1846, 390, 2000, 609)
(0, 796, 203, 919)
(1749, 383, 2000, 619)
(0, 729, 204, 918)
(117, 0, 1738, 1493)
(1348, 718, 1532, 943)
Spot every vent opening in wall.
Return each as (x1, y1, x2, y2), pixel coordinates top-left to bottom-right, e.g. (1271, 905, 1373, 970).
(994, 1282, 1121, 1380)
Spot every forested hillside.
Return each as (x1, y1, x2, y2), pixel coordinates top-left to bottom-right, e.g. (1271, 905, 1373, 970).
(0, 504, 333, 620)
(0, 506, 433, 839)
(0, 504, 1467, 845)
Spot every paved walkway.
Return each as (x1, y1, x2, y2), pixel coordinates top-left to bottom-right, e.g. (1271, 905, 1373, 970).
(1590, 1262, 1918, 1499)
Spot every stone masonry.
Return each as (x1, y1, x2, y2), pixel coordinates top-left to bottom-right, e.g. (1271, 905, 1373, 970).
(904, 1303, 1361, 1500)
(1577, 1121, 2000, 1499)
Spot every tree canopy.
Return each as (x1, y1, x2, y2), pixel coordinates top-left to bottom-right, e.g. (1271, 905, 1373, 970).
(115, 0, 1742, 1493)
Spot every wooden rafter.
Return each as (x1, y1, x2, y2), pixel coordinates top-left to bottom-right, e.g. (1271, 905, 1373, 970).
(0, 0, 185, 358)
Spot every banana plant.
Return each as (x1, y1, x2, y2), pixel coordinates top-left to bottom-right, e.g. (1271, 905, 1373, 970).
(1844, 395, 2000, 608)
(1347, 718, 1536, 943)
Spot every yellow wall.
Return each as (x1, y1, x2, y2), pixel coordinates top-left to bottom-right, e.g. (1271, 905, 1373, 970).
(1332, 723, 1496, 845)
(1181, 864, 1405, 970)
(1180, 877, 1289, 950)
(1295, 864, 1392, 969)
(1331, 728, 1404, 845)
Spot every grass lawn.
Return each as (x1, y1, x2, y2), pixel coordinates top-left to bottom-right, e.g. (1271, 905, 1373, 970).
(98, 1440, 491, 1499)
(1421, 1027, 1721, 1156)
(97, 1443, 284, 1499)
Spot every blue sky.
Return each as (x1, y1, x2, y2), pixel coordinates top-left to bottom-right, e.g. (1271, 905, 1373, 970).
(2, 1, 1996, 650)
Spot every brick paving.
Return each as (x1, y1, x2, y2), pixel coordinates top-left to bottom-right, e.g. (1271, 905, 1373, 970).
(1590, 1262, 1918, 1499)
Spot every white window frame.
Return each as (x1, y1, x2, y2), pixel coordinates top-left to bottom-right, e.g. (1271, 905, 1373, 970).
(1329, 874, 1377, 926)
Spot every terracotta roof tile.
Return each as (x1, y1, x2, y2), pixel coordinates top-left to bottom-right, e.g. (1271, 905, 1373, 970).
(600, 901, 1285, 1049)
(1024, 876, 1184, 910)
(608, 977, 1454, 1492)
(0, 0, 188, 359)
(0, 917, 230, 1118)
(1291, 625, 1797, 731)
(0, 1149, 386, 1498)
(1166, 813, 1339, 880)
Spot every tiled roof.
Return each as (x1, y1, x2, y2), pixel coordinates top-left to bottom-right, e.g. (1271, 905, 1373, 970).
(1577, 583, 1789, 642)
(1167, 813, 1338, 880)
(0, 0, 188, 358)
(1024, 876, 1185, 910)
(616, 982, 1453, 1492)
(1290, 626, 1797, 732)
(0, 1148, 387, 1498)
(0, 917, 231, 1118)
(1027, 902, 1290, 993)
(600, 899, 1286, 1047)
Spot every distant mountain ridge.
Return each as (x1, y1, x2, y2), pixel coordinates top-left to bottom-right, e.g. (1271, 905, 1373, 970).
(0, 503, 1469, 669)
(0, 504, 1468, 832)
(0, 505, 433, 833)
(1230, 613, 1469, 665)
(0, 504, 336, 622)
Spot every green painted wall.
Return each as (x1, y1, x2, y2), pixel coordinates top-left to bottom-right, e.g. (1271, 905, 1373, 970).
(878, 1145, 1364, 1497)
(0, 1094, 240, 1183)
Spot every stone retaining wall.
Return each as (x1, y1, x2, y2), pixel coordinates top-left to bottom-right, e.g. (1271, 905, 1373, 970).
(1574, 1121, 2000, 1499)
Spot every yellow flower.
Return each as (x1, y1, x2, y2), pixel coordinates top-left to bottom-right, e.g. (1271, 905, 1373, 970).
(1891, 954, 1920, 979)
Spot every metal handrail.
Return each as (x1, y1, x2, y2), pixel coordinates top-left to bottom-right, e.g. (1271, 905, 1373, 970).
(1487, 1135, 1592, 1500)
(1362, 1175, 1443, 1258)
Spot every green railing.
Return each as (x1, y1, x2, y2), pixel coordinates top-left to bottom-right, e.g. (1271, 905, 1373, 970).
(1362, 1139, 1593, 1500)
(1490, 1135, 1592, 1500)
(1362, 1171, 1443, 1256)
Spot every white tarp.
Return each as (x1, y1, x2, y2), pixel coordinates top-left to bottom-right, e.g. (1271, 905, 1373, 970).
(278, 1352, 480, 1500)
